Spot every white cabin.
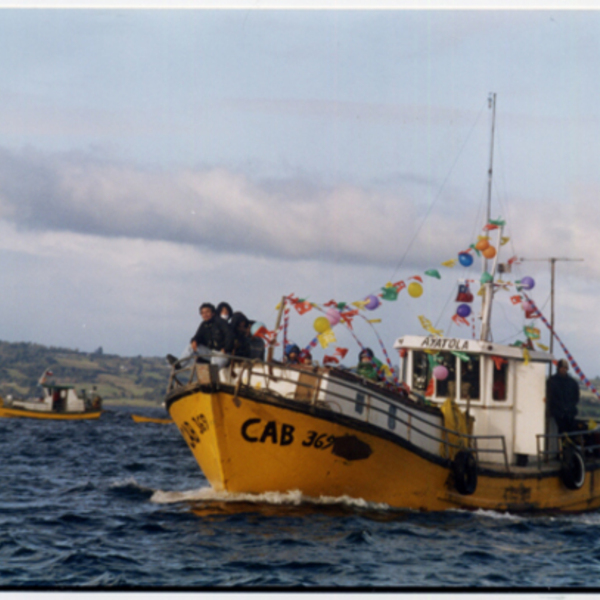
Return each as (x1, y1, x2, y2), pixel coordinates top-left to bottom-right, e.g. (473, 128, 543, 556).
(394, 335, 554, 466)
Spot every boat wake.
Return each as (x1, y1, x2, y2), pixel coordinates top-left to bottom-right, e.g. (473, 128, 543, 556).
(151, 486, 393, 513)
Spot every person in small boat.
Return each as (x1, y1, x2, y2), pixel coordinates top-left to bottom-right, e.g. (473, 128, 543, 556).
(547, 359, 580, 434)
(356, 348, 384, 382)
(284, 344, 301, 364)
(216, 302, 234, 323)
(190, 302, 234, 368)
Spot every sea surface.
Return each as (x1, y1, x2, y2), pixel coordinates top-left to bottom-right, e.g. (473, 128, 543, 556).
(2, 406, 600, 592)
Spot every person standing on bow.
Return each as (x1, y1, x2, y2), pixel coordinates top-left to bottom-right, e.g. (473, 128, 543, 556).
(190, 302, 234, 368)
(547, 359, 580, 434)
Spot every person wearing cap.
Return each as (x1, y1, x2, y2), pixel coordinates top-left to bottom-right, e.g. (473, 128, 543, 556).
(284, 344, 301, 365)
(356, 347, 384, 382)
(190, 302, 234, 368)
(547, 359, 580, 434)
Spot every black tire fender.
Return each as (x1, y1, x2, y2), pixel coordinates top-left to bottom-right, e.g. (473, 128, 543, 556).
(453, 450, 478, 495)
(561, 445, 585, 490)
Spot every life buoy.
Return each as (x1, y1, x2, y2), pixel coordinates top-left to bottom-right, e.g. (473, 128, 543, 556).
(453, 450, 478, 495)
(561, 445, 585, 490)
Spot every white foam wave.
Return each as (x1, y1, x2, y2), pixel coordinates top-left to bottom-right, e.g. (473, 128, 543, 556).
(150, 486, 391, 511)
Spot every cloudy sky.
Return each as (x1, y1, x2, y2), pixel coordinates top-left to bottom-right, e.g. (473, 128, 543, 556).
(1, 5, 600, 377)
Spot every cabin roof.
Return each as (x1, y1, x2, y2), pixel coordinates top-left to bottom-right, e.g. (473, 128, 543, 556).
(41, 383, 76, 390)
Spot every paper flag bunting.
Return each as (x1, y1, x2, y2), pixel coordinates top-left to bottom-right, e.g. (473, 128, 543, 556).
(380, 286, 399, 301)
(334, 347, 348, 359)
(418, 315, 443, 337)
(393, 281, 406, 293)
(536, 342, 549, 351)
(483, 223, 499, 231)
(293, 300, 313, 315)
(318, 329, 336, 349)
(510, 295, 522, 305)
(491, 356, 507, 370)
(323, 355, 340, 365)
(451, 314, 469, 326)
(500, 237, 510, 246)
(351, 300, 369, 311)
(524, 326, 541, 340)
(441, 259, 457, 268)
(425, 269, 441, 279)
(522, 347, 530, 366)
(451, 351, 470, 362)
(480, 272, 493, 284)
(367, 319, 382, 324)
(489, 218, 506, 226)
(410, 275, 423, 283)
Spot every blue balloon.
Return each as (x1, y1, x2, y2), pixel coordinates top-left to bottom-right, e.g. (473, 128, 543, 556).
(457, 304, 471, 318)
(458, 252, 473, 267)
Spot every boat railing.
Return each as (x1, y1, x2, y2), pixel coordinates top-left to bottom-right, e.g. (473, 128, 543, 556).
(536, 429, 600, 468)
(167, 354, 511, 469)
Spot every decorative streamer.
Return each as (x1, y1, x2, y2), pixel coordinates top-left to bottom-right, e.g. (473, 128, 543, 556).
(523, 293, 600, 401)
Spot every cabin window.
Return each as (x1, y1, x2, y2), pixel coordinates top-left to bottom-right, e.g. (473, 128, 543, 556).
(388, 405, 397, 430)
(355, 392, 365, 414)
(492, 358, 508, 401)
(460, 356, 480, 402)
(434, 353, 457, 399)
(411, 351, 431, 395)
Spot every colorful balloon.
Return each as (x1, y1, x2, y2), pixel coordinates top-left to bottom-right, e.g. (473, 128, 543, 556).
(325, 307, 341, 325)
(364, 294, 380, 310)
(482, 245, 496, 259)
(458, 252, 473, 267)
(456, 304, 471, 318)
(313, 316, 331, 334)
(433, 365, 449, 380)
(407, 282, 423, 298)
(475, 238, 490, 251)
(522, 301, 534, 313)
(520, 276, 535, 290)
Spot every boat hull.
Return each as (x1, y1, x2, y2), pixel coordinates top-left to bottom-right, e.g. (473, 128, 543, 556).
(131, 414, 173, 424)
(0, 406, 102, 420)
(168, 386, 600, 513)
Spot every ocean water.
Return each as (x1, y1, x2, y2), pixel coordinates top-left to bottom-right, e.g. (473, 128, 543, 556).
(2, 406, 600, 592)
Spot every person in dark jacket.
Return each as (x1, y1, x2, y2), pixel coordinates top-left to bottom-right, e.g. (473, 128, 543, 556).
(230, 311, 252, 358)
(190, 303, 234, 367)
(216, 302, 234, 323)
(547, 359, 580, 434)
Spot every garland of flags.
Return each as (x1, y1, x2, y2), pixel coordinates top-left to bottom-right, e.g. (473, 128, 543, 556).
(522, 293, 600, 401)
(252, 217, 591, 398)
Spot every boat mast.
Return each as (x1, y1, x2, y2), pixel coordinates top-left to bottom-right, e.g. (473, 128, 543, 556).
(480, 93, 497, 342)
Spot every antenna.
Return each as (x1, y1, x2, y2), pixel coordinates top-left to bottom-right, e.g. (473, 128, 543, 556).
(518, 257, 584, 355)
(480, 93, 497, 342)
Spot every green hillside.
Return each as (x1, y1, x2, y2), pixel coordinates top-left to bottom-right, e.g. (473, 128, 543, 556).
(0, 341, 171, 406)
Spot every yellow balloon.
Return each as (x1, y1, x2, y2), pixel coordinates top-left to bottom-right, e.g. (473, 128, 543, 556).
(313, 316, 331, 333)
(408, 282, 423, 298)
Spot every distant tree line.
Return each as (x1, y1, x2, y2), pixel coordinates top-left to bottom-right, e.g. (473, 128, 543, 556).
(0, 340, 170, 403)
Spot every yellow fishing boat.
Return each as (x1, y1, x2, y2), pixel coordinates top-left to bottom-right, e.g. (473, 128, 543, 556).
(166, 95, 600, 512)
(0, 369, 102, 420)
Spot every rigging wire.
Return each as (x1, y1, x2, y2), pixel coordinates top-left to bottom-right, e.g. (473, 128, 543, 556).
(389, 100, 487, 282)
